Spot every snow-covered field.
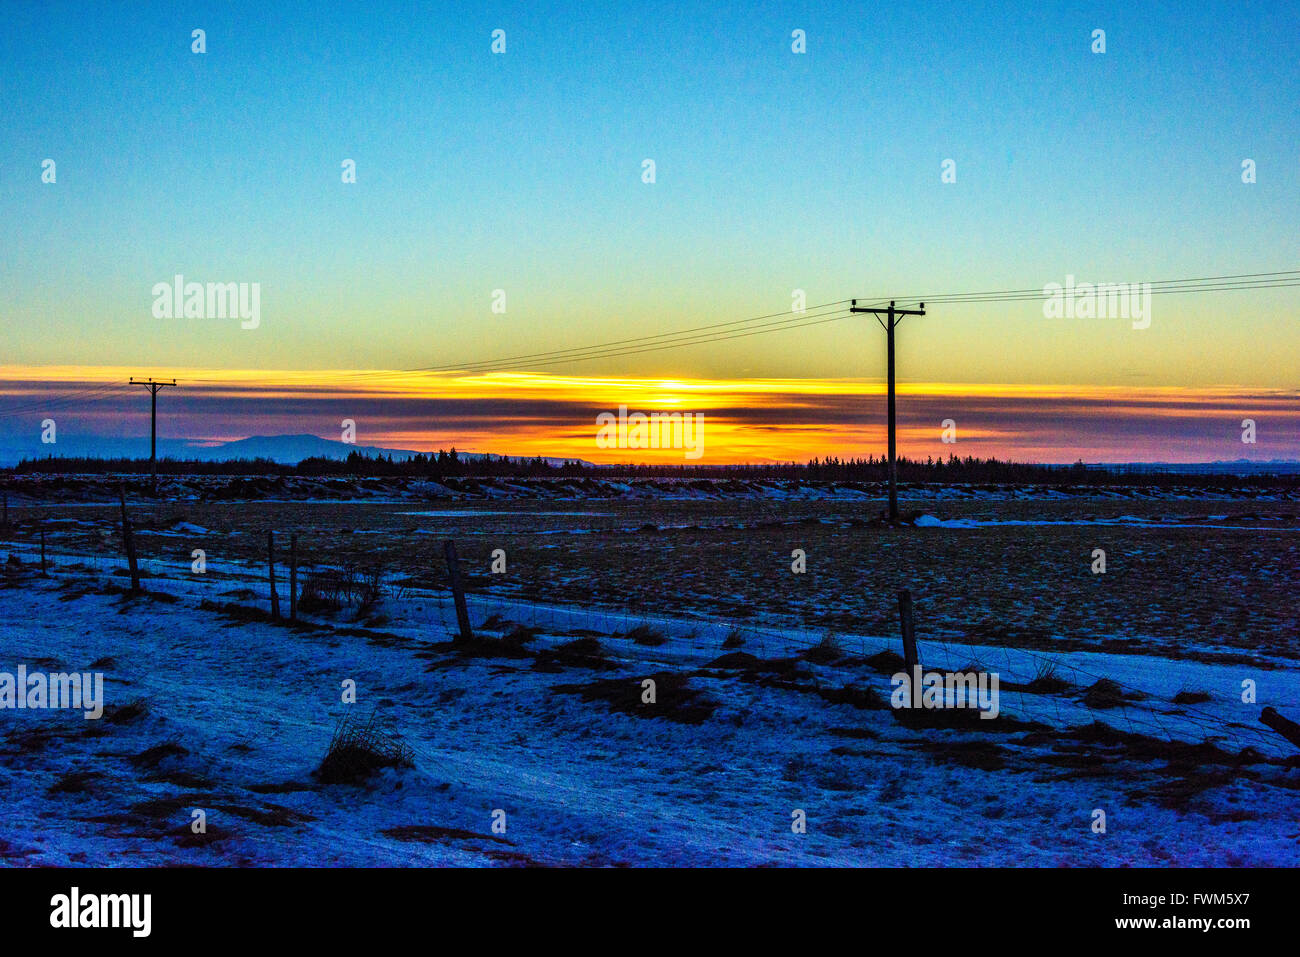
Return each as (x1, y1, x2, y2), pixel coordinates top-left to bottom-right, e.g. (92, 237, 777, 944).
(2, 525, 1298, 867)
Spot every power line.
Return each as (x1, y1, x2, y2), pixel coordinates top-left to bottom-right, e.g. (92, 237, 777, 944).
(7, 269, 1298, 404)
(869, 269, 1300, 307)
(302, 269, 1300, 379)
(183, 299, 857, 384)
(365, 270, 1300, 377)
(0, 384, 138, 420)
(388, 299, 856, 378)
(385, 306, 858, 376)
(888, 277, 1300, 307)
(167, 270, 1300, 385)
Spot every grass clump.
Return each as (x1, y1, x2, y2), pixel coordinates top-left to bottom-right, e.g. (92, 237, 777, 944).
(801, 631, 843, 664)
(316, 710, 414, 785)
(1003, 660, 1073, 695)
(864, 649, 906, 675)
(1026, 660, 1071, 694)
(622, 624, 668, 647)
(721, 628, 746, 649)
(1082, 678, 1140, 709)
(533, 637, 614, 671)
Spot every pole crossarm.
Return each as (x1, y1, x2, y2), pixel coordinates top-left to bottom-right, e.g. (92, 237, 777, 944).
(850, 299, 927, 323)
(129, 378, 177, 390)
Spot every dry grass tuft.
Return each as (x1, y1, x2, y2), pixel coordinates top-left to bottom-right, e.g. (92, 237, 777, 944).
(622, 624, 668, 647)
(864, 649, 907, 674)
(316, 710, 414, 785)
(1082, 678, 1139, 709)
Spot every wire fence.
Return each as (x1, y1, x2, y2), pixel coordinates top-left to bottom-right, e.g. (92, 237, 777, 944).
(1, 508, 1295, 761)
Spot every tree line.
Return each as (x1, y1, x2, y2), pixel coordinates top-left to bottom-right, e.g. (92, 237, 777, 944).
(7, 450, 1297, 488)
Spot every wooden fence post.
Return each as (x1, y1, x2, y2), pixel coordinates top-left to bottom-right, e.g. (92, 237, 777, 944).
(118, 485, 140, 593)
(1261, 707, 1300, 752)
(443, 539, 473, 643)
(289, 534, 298, 622)
(898, 588, 919, 705)
(267, 530, 280, 620)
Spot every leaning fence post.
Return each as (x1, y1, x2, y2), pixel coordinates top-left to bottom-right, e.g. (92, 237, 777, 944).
(1261, 707, 1300, 752)
(443, 539, 473, 643)
(898, 588, 919, 704)
(118, 485, 140, 593)
(289, 534, 298, 622)
(267, 529, 280, 620)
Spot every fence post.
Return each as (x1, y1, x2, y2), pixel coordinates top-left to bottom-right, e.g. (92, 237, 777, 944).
(1261, 707, 1300, 752)
(443, 539, 473, 643)
(118, 485, 140, 593)
(289, 534, 298, 622)
(898, 588, 919, 705)
(267, 529, 280, 620)
(40, 527, 47, 575)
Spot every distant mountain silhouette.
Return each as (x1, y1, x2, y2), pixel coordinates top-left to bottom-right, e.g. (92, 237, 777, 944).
(179, 433, 423, 464)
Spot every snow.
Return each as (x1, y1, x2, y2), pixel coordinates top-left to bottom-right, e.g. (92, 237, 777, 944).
(913, 513, 1300, 532)
(1, 543, 1296, 867)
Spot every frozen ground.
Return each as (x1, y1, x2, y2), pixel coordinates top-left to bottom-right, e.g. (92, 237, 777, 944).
(9, 487, 1296, 664)
(5, 473, 1298, 506)
(1, 538, 1298, 867)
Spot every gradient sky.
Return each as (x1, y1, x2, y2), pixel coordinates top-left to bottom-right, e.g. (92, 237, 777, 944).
(1, 1, 1297, 462)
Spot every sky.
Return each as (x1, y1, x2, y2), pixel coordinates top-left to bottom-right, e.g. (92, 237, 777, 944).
(1, 1, 1297, 463)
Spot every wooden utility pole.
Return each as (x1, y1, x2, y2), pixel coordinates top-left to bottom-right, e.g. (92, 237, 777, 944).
(850, 300, 925, 520)
(129, 378, 177, 488)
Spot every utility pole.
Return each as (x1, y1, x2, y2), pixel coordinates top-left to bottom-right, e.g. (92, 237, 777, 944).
(850, 300, 925, 520)
(129, 378, 176, 487)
